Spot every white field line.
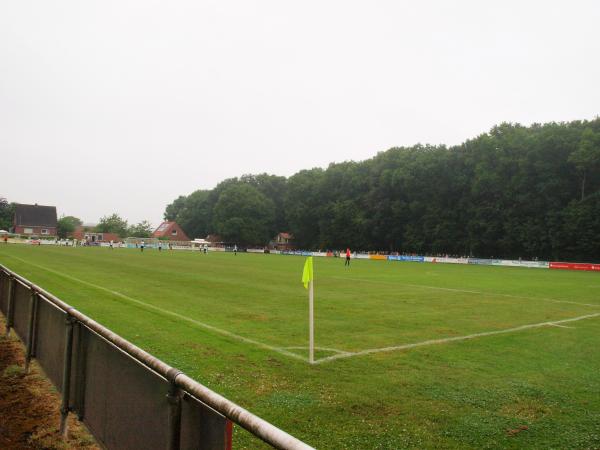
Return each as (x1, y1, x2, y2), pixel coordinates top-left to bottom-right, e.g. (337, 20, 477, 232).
(330, 276, 600, 309)
(315, 312, 600, 364)
(547, 323, 575, 329)
(283, 346, 352, 355)
(4, 255, 307, 362)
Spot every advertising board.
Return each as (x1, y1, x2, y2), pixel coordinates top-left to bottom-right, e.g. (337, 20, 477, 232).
(550, 262, 600, 272)
(467, 258, 493, 265)
(428, 257, 468, 264)
(497, 260, 549, 269)
(388, 255, 425, 262)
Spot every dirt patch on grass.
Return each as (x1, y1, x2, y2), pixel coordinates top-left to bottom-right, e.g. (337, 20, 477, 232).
(500, 398, 550, 421)
(0, 320, 99, 449)
(506, 424, 529, 436)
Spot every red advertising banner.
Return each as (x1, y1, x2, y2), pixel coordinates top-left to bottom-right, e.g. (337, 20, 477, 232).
(549, 262, 600, 272)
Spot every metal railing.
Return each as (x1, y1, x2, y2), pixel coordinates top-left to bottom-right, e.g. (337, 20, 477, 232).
(0, 264, 314, 450)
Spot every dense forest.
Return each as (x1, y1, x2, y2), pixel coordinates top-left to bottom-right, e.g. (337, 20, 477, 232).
(165, 119, 600, 261)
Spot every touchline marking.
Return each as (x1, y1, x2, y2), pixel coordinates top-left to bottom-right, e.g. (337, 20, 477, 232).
(330, 276, 600, 309)
(548, 323, 575, 329)
(4, 255, 307, 362)
(284, 346, 352, 355)
(315, 312, 600, 364)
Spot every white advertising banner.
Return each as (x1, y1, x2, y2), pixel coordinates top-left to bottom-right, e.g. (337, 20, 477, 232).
(496, 260, 549, 269)
(428, 257, 469, 265)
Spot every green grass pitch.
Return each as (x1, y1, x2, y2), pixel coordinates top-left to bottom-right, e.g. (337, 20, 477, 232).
(1, 244, 599, 449)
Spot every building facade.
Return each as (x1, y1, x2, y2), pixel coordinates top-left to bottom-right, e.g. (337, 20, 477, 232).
(13, 204, 58, 236)
(69, 226, 121, 243)
(270, 232, 295, 251)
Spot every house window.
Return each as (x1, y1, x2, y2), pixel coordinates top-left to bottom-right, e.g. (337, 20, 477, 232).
(24, 228, 33, 234)
(41, 229, 48, 235)
(171, 229, 177, 235)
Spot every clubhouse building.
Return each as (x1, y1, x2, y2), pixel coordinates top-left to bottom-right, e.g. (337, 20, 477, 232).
(13, 203, 58, 236)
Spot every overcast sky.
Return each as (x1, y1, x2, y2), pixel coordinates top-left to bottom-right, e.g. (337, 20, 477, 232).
(1, 1, 599, 227)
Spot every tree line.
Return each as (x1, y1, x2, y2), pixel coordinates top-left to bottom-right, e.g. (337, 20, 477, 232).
(93, 214, 154, 238)
(0, 201, 154, 240)
(56, 214, 154, 239)
(165, 119, 600, 261)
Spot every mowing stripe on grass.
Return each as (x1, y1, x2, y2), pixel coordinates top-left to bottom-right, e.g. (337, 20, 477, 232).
(3, 255, 308, 362)
(330, 276, 600, 308)
(315, 312, 600, 364)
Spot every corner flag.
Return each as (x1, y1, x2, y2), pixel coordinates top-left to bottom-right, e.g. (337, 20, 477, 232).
(302, 256, 315, 364)
(302, 256, 313, 289)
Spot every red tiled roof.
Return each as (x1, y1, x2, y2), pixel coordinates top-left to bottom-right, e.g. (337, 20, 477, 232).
(152, 222, 190, 241)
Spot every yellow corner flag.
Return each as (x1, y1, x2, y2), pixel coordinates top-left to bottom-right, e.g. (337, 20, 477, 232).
(302, 256, 313, 289)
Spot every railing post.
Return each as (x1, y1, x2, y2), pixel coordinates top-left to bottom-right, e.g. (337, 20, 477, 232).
(74, 322, 88, 421)
(0, 270, 4, 307)
(24, 290, 39, 372)
(60, 313, 75, 437)
(5, 276, 15, 337)
(166, 368, 183, 450)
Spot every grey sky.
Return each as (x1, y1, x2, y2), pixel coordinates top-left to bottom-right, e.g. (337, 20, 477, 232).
(1, 1, 599, 228)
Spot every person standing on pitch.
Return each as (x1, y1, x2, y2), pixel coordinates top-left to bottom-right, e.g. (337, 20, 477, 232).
(345, 247, 351, 267)
(233, 244, 237, 256)
(140, 240, 145, 252)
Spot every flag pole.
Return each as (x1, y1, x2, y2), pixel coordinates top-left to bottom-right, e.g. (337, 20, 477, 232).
(302, 256, 315, 365)
(309, 278, 314, 364)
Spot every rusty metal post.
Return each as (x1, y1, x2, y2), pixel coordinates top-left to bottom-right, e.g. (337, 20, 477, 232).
(59, 313, 75, 437)
(5, 276, 15, 337)
(74, 322, 88, 421)
(166, 368, 183, 450)
(0, 270, 4, 307)
(24, 290, 39, 372)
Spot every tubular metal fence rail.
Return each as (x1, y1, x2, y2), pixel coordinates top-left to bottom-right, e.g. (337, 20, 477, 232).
(0, 264, 314, 450)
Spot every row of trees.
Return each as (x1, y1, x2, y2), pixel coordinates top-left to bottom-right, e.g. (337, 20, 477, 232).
(165, 119, 600, 261)
(164, 174, 287, 247)
(94, 214, 154, 239)
(0, 200, 154, 240)
(59, 214, 154, 239)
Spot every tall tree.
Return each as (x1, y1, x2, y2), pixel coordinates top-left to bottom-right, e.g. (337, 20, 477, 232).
(241, 173, 289, 235)
(0, 197, 14, 231)
(173, 190, 212, 239)
(164, 196, 188, 221)
(284, 168, 325, 249)
(96, 213, 128, 237)
(569, 128, 600, 200)
(57, 215, 83, 238)
(213, 184, 275, 246)
(128, 220, 154, 238)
